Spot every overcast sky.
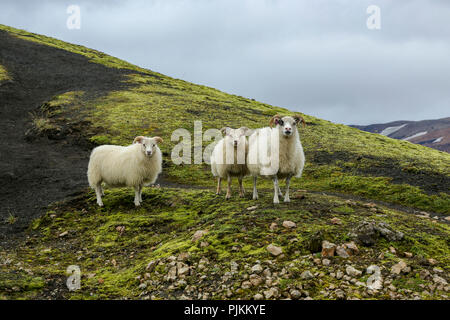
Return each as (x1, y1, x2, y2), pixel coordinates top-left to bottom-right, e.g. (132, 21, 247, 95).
(1, 0, 449, 125)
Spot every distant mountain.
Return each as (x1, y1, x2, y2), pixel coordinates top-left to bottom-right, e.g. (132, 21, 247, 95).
(351, 117, 450, 153)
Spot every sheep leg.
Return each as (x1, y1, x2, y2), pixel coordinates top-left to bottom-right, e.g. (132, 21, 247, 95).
(226, 175, 232, 199)
(134, 186, 141, 207)
(278, 186, 283, 197)
(139, 185, 143, 203)
(273, 176, 280, 204)
(238, 177, 245, 197)
(252, 176, 258, 200)
(95, 184, 103, 207)
(101, 186, 105, 196)
(284, 176, 292, 202)
(216, 177, 222, 195)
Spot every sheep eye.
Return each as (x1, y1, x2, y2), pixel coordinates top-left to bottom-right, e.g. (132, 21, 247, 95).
(278, 120, 284, 126)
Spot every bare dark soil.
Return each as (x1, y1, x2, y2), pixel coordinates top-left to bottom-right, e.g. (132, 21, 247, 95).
(0, 30, 135, 243)
(311, 150, 450, 194)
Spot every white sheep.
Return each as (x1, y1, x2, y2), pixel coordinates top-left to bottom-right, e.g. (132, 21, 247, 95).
(87, 136, 163, 207)
(247, 115, 305, 204)
(211, 127, 251, 199)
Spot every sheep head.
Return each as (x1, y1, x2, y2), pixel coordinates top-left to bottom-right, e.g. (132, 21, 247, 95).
(133, 136, 162, 157)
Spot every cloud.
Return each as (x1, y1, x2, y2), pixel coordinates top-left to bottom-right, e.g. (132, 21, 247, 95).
(1, 0, 449, 124)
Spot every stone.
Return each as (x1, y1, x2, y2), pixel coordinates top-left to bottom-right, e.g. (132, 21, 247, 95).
(192, 230, 207, 242)
(419, 269, 430, 279)
(366, 265, 383, 290)
(269, 223, 278, 231)
(300, 270, 314, 280)
(433, 275, 448, 286)
(254, 293, 264, 300)
(251, 264, 263, 273)
(330, 217, 342, 225)
(146, 260, 158, 272)
(352, 221, 403, 246)
(391, 260, 407, 275)
(336, 270, 344, 280)
(267, 244, 283, 256)
(249, 274, 263, 287)
(322, 259, 331, 266)
(403, 252, 413, 258)
(335, 289, 345, 299)
(427, 258, 438, 265)
(177, 252, 190, 261)
(167, 266, 177, 282)
(344, 242, 359, 255)
(321, 241, 336, 257)
(177, 262, 190, 276)
(346, 266, 362, 277)
(290, 289, 302, 299)
(282, 220, 296, 229)
(241, 281, 252, 289)
(336, 246, 350, 258)
(247, 206, 258, 211)
(264, 287, 279, 299)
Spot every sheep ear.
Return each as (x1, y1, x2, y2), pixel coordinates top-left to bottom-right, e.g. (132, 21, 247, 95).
(153, 136, 163, 144)
(220, 127, 230, 135)
(294, 115, 306, 129)
(269, 115, 281, 128)
(133, 136, 145, 144)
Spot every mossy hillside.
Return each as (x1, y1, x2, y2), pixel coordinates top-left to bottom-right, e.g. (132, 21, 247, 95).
(37, 77, 450, 214)
(2, 25, 446, 213)
(1, 187, 448, 299)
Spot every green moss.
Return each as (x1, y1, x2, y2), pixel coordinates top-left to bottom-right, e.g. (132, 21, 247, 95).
(0, 64, 9, 81)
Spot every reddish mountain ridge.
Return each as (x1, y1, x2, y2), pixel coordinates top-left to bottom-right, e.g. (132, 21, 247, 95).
(352, 117, 450, 153)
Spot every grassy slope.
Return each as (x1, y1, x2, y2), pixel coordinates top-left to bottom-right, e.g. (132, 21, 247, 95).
(0, 25, 449, 300)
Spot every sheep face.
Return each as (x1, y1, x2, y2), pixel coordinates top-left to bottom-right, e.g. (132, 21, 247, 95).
(133, 136, 163, 157)
(221, 127, 251, 148)
(270, 115, 305, 138)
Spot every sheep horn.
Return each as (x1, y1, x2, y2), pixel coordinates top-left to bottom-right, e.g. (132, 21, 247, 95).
(154, 136, 163, 144)
(269, 115, 281, 128)
(133, 136, 145, 144)
(294, 115, 306, 129)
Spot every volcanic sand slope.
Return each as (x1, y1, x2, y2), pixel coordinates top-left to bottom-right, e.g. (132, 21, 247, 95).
(0, 25, 449, 300)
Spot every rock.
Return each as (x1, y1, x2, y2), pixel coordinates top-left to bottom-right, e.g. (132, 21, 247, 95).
(336, 270, 344, 280)
(346, 266, 362, 277)
(427, 258, 438, 265)
(335, 289, 345, 299)
(391, 260, 407, 275)
(336, 246, 350, 258)
(254, 293, 264, 300)
(403, 252, 413, 258)
(167, 266, 177, 282)
(251, 264, 263, 273)
(249, 274, 263, 286)
(300, 270, 314, 280)
(352, 221, 403, 246)
(200, 241, 209, 247)
(267, 244, 283, 256)
(177, 262, 190, 276)
(247, 206, 258, 211)
(290, 289, 302, 299)
(363, 202, 377, 208)
(263, 268, 272, 278)
(241, 281, 252, 289)
(264, 287, 279, 299)
(344, 242, 359, 255)
(321, 241, 336, 257)
(59, 231, 68, 237)
(269, 223, 278, 231)
(433, 275, 448, 286)
(138, 283, 147, 290)
(192, 230, 208, 242)
(419, 269, 431, 279)
(389, 246, 397, 254)
(282, 220, 296, 229)
(146, 260, 158, 272)
(330, 217, 342, 225)
(366, 265, 383, 290)
(322, 259, 331, 266)
(177, 252, 190, 261)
